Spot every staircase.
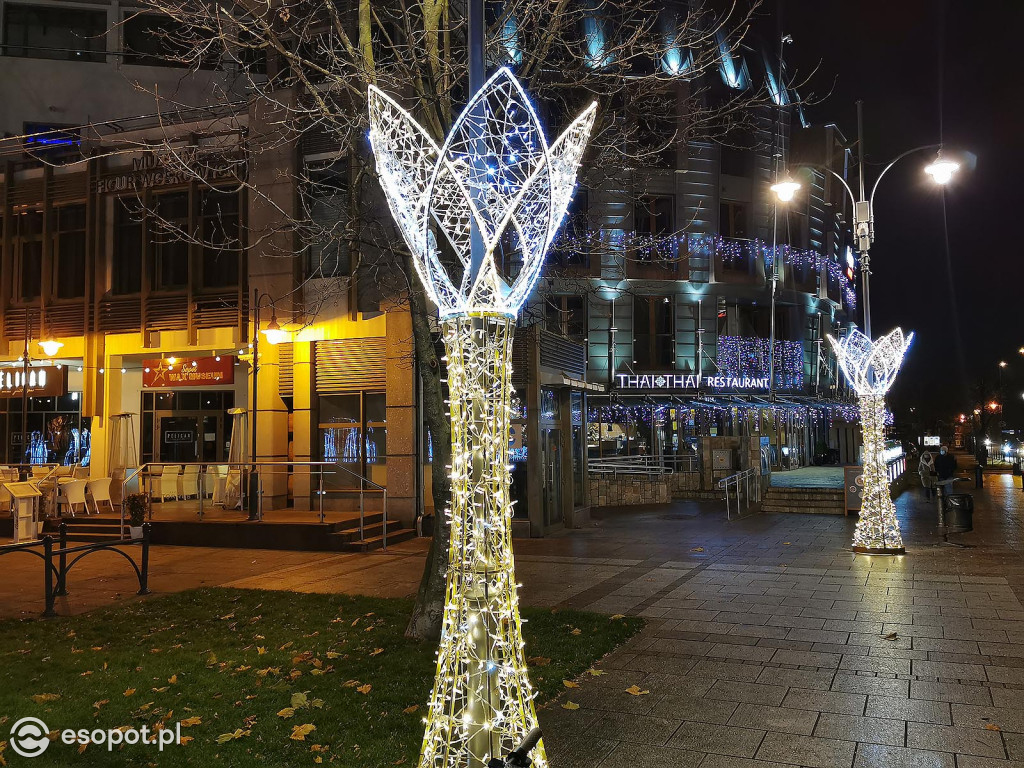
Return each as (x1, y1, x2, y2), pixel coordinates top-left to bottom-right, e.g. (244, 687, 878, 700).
(42, 513, 417, 552)
(761, 486, 846, 515)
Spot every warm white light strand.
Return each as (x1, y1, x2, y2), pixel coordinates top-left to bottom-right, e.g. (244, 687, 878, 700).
(829, 328, 914, 553)
(369, 70, 594, 767)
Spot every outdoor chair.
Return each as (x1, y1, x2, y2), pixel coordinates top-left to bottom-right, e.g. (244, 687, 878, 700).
(86, 478, 114, 515)
(72, 466, 90, 479)
(154, 465, 181, 502)
(57, 479, 89, 517)
(31, 466, 49, 478)
(180, 465, 200, 499)
(0, 483, 11, 513)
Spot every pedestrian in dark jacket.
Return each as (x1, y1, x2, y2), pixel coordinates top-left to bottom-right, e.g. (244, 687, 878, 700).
(934, 445, 957, 495)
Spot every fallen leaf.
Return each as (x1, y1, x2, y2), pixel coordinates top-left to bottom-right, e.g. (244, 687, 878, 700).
(356, 684, 372, 695)
(257, 647, 266, 655)
(326, 651, 341, 659)
(883, 632, 899, 641)
(587, 669, 606, 677)
(985, 723, 1001, 731)
(123, 689, 136, 697)
(179, 736, 194, 745)
(179, 717, 202, 728)
(152, 686, 168, 693)
(370, 648, 384, 657)
(783, 542, 791, 545)
(290, 724, 316, 741)
(92, 700, 109, 710)
(277, 708, 296, 719)
(561, 701, 579, 710)
(31, 693, 60, 703)
(168, 675, 178, 685)
(402, 705, 420, 715)
(214, 729, 249, 744)
(570, 628, 582, 636)
(562, 680, 579, 689)
(609, 615, 625, 621)
(624, 685, 650, 696)
(690, 547, 704, 552)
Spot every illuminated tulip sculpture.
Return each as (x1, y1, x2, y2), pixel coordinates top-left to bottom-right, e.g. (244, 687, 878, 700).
(369, 68, 596, 767)
(829, 328, 914, 554)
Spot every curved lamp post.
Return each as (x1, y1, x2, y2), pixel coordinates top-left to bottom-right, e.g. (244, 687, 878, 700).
(829, 328, 914, 554)
(369, 68, 596, 767)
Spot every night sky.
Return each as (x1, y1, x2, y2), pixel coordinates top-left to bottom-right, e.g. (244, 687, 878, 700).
(778, 1, 1024, 428)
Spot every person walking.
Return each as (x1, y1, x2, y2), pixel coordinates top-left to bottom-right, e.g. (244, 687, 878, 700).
(918, 450, 936, 500)
(934, 445, 957, 497)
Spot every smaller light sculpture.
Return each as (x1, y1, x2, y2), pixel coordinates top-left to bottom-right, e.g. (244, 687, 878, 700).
(829, 327, 914, 554)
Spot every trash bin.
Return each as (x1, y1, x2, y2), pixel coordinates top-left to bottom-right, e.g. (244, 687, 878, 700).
(944, 494, 973, 534)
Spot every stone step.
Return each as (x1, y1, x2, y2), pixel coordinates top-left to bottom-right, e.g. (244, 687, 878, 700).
(333, 528, 417, 552)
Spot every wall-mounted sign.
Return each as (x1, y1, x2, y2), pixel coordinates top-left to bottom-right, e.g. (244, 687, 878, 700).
(615, 373, 770, 392)
(923, 435, 940, 447)
(143, 356, 234, 388)
(164, 430, 195, 443)
(95, 153, 234, 194)
(0, 366, 67, 398)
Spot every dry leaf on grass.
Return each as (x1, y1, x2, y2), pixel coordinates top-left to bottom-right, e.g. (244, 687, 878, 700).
(31, 693, 60, 703)
(402, 705, 419, 714)
(290, 724, 316, 741)
(561, 702, 579, 710)
(562, 680, 579, 689)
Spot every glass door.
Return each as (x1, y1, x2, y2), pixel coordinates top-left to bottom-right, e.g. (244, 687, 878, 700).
(158, 415, 199, 462)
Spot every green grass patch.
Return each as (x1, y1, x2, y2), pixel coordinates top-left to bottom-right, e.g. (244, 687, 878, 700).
(0, 588, 642, 766)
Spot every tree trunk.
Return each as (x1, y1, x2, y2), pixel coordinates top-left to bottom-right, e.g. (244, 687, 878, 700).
(405, 282, 452, 641)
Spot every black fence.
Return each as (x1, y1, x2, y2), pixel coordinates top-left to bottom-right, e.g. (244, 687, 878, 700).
(0, 523, 150, 616)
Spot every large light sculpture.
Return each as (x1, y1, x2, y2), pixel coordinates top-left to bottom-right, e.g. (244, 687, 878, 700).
(368, 68, 596, 767)
(829, 327, 914, 554)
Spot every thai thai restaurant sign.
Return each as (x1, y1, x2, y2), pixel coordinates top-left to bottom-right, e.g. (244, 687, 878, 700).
(143, 356, 234, 388)
(0, 366, 66, 397)
(615, 373, 770, 392)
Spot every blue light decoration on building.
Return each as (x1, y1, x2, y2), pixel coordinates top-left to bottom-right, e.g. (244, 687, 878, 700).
(662, 35, 692, 76)
(500, 14, 522, 66)
(583, 3, 614, 69)
(24, 123, 81, 154)
(716, 336, 804, 391)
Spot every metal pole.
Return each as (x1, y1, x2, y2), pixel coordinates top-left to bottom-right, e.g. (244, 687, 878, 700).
(467, 0, 486, 283)
(138, 523, 151, 595)
(856, 100, 872, 338)
(57, 522, 68, 596)
(43, 535, 55, 617)
(248, 288, 260, 521)
(22, 313, 30, 465)
(359, 476, 365, 542)
(318, 465, 325, 524)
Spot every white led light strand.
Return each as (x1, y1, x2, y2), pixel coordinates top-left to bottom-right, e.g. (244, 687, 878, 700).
(829, 328, 914, 554)
(369, 70, 595, 767)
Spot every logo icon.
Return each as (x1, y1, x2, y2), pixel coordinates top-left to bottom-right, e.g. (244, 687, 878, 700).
(10, 717, 50, 758)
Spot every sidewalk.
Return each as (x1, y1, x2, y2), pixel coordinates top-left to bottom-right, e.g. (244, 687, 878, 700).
(2, 471, 1024, 767)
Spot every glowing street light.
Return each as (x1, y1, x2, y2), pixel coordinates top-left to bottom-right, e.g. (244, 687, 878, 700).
(260, 315, 289, 345)
(924, 151, 960, 185)
(38, 339, 63, 357)
(769, 174, 801, 203)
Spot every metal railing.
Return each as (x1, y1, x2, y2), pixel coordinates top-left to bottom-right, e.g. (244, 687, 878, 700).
(718, 466, 763, 520)
(0, 522, 150, 616)
(120, 461, 388, 548)
(589, 454, 700, 476)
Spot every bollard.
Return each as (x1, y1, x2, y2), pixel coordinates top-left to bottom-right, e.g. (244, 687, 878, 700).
(42, 535, 56, 618)
(975, 464, 984, 489)
(138, 523, 151, 595)
(56, 522, 68, 596)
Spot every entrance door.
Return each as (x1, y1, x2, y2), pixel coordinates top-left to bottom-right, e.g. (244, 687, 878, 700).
(158, 416, 200, 462)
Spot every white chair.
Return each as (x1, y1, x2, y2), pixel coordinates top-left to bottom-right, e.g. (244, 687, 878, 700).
(58, 479, 89, 517)
(72, 466, 90, 479)
(180, 465, 200, 499)
(160, 465, 181, 501)
(31, 466, 49, 479)
(0, 482, 11, 514)
(86, 478, 114, 515)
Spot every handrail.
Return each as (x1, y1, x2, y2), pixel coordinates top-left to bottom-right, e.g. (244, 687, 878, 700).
(718, 466, 763, 521)
(119, 461, 388, 548)
(589, 454, 700, 476)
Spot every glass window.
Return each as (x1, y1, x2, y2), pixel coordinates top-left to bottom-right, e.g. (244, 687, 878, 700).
(633, 295, 674, 370)
(122, 13, 190, 67)
(152, 191, 189, 290)
(55, 205, 87, 299)
(720, 200, 748, 239)
(113, 198, 143, 294)
(544, 295, 586, 341)
(634, 195, 673, 236)
(303, 166, 350, 278)
(2, 4, 107, 62)
(318, 393, 386, 484)
(200, 189, 240, 288)
(13, 210, 43, 301)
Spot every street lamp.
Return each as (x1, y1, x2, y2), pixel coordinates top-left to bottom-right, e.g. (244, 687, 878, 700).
(38, 339, 63, 357)
(769, 174, 801, 202)
(770, 102, 962, 338)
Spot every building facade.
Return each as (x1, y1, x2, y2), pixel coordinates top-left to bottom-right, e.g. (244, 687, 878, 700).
(0, 0, 861, 540)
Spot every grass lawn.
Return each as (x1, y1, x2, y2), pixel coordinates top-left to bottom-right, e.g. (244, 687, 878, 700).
(0, 588, 643, 766)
